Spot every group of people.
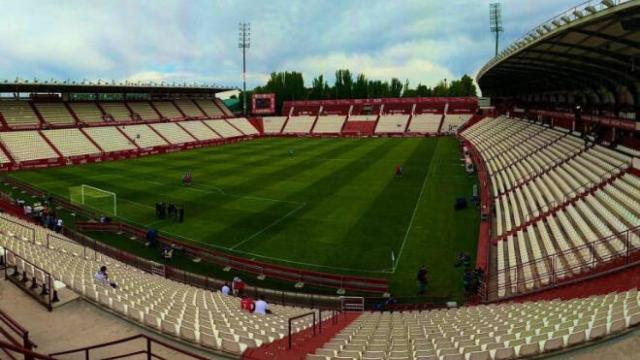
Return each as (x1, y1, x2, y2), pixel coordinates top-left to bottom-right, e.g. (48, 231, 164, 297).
(415, 252, 485, 296)
(20, 198, 64, 233)
(221, 277, 272, 315)
(455, 252, 484, 295)
(155, 202, 184, 223)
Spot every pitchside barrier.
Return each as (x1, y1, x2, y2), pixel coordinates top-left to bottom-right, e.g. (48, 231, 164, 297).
(74, 221, 389, 294)
(56, 226, 355, 309)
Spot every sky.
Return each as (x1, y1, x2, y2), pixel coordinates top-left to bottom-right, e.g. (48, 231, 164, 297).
(0, 0, 581, 91)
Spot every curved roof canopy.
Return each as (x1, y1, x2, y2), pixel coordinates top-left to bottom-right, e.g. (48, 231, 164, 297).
(477, 0, 640, 105)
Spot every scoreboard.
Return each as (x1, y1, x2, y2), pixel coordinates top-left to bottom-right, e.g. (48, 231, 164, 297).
(251, 93, 276, 115)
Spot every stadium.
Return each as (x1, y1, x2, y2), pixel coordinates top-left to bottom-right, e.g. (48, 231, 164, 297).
(0, 0, 639, 359)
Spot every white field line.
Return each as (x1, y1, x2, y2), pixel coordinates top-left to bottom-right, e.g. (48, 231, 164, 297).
(142, 179, 303, 205)
(82, 183, 389, 273)
(392, 142, 439, 272)
(229, 202, 307, 250)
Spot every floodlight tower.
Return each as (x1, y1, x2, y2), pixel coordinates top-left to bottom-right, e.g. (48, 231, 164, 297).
(239, 22, 251, 116)
(489, 3, 504, 57)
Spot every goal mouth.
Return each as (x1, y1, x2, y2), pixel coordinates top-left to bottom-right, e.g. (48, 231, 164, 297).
(69, 184, 117, 216)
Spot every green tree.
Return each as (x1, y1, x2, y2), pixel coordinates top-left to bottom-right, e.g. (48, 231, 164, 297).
(309, 75, 329, 100)
(459, 74, 477, 96)
(334, 69, 354, 99)
(432, 80, 449, 97)
(390, 78, 403, 98)
(353, 74, 369, 99)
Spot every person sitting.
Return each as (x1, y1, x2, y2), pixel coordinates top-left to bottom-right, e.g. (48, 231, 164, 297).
(240, 295, 255, 313)
(221, 282, 231, 296)
(95, 266, 117, 288)
(254, 295, 271, 315)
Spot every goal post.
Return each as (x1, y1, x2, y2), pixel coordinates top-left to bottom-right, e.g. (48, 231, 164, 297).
(69, 185, 117, 216)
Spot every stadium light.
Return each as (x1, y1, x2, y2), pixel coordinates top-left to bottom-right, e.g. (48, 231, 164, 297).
(489, 3, 504, 57)
(239, 22, 250, 116)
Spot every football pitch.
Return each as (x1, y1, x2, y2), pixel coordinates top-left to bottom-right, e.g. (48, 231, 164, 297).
(10, 136, 479, 298)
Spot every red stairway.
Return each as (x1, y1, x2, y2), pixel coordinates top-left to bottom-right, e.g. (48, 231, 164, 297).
(243, 312, 361, 360)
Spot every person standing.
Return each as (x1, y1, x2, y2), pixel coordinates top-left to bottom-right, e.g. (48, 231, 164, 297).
(178, 207, 184, 223)
(416, 266, 428, 295)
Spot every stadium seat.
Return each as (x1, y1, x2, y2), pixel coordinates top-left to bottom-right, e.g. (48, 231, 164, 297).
(41, 128, 101, 157)
(100, 102, 132, 122)
(408, 114, 442, 134)
(461, 116, 640, 297)
(282, 116, 316, 134)
(152, 101, 184, 120)
(262, 116, 287, 134)
(118, 124, 168, 148)
(195, 99, 225, 118)
(83, 126, 138, 152)
(203, 119, 243, 138)
(128, 102, 160, 121)
(149, 122, 196, 144)
(0, 131, 58, 162)
(0, 100, 41, 128)
(35, 102, 76, 126)
(441, 114, 472, 133)
(227, 117, 259, 135)
(0, 212, 323, 356)
(375, 114, 409, 133)
(312, 115, 346, 134)
(174, 99, 206, 118)
(69, 102, 104, 123)
(178, 120, 221, 141)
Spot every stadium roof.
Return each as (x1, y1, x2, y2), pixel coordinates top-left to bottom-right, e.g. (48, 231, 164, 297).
(0, 81, 235, 95)
(477, 0, 640, 104)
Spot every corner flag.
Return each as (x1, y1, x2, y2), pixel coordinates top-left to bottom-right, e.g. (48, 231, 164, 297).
(391, 250, 396, 266)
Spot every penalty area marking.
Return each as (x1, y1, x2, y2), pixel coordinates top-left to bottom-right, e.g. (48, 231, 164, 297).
(78, 183, 388, 273)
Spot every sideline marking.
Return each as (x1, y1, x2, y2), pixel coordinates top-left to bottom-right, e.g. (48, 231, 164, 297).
(392, 140, 439, 272)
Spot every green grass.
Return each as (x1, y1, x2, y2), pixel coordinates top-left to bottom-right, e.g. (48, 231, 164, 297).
(8, 137, 479, 300)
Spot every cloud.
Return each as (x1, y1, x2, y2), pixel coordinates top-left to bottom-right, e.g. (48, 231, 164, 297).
(0, 0, 583, 90)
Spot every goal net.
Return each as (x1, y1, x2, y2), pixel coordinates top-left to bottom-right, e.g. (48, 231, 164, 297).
(69, 185, 117, 216)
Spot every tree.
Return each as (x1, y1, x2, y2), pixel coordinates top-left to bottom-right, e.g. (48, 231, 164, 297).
(390, 78, 403, 98)
(459, 74, 477, 96)
(353, 74, 369, 99)
(432, 80, 449, 97)
(415, 84, 432, 97)
(254, 71, 306, 113)
(334, 69, 354, 99)
(402, 80, 416, 98)
(309, 75, 329, 100)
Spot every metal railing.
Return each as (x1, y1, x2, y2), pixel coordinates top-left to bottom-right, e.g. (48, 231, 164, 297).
(48, 334, 211, 360)
(478, 0, 633, 79)
(492, 225, 640, 300)
(4, 249, 55, 311)
(288, 312, 316, 349)
(0, 308, 37, 360)
(0, 341, 52, 360)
